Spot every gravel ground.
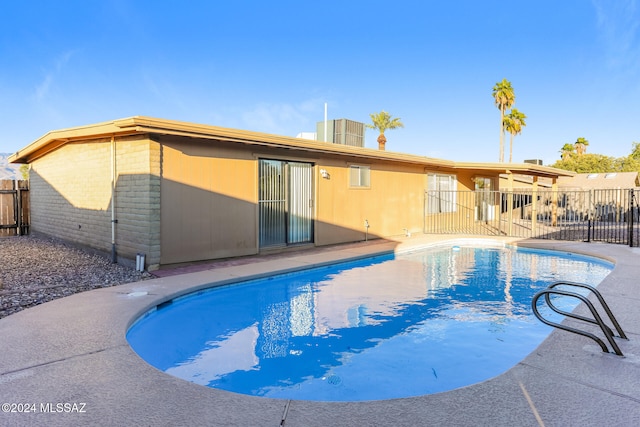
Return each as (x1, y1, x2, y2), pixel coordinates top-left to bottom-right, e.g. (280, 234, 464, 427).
(0, 233, 150, 319)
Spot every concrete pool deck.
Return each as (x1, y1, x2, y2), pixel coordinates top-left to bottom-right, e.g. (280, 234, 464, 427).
(1, 236, 639, 426)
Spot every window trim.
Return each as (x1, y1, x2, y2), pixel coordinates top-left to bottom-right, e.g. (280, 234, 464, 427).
(349, 164, 371, 188)
(427, 173, 458, 213)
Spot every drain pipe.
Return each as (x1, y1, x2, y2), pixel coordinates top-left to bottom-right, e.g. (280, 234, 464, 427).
(110, 135, 117, 263)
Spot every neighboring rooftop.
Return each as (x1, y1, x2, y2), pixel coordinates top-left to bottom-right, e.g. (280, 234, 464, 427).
(558, 172, 640, 190)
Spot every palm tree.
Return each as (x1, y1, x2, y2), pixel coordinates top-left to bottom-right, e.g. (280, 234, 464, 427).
(574, 137, 589, 155)
(503, 108, 527, 163)
(366, 111, 404, 150)
(560, 143, 576, 160)
(492, 79, 516, 162)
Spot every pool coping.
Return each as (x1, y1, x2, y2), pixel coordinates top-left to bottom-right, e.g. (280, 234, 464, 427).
(1, 236, 639, 426)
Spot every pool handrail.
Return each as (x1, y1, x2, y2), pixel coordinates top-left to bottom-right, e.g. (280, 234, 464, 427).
(531, 283, 626, 356)
(545, 281, 627, 339)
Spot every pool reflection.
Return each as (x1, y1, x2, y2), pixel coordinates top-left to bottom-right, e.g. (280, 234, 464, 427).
(127, 246, 612, 401)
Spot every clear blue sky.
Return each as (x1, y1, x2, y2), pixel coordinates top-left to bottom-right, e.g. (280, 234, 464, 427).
(1, 1, 638, 165)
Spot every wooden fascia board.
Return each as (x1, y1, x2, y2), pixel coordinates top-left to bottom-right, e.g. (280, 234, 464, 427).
(9, 126, 141, 163)
(132, 124, 454, 168)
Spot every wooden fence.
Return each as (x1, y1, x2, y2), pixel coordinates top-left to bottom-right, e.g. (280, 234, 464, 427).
(0, 180, 29, 237)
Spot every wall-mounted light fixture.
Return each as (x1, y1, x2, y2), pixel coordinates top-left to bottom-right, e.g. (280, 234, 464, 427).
(320, 169, 330, 179)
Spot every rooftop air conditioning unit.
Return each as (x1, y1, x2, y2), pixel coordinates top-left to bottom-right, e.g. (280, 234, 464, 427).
(316, 119, 365, 147)
(524, 159, 543, 166)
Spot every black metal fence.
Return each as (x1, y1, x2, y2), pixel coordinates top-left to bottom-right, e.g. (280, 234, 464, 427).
(425, 189, 640, 247)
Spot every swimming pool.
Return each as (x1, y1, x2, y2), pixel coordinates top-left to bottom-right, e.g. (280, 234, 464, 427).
(127, 245, 612, 401)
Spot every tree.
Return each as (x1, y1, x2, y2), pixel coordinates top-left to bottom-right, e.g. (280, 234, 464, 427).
(629, 141, 640, 160)
(492, 78, 515, 162)
(503, 108, 527, 163)
(551, 140, 640, 174)
(366, 111, 404, 150)
(19, 164, 29, 180)
(574, 137, 589, 155)
(551, 153, 615, 173)
(560, 143, 576, 160)
(614, 156, 640, 172)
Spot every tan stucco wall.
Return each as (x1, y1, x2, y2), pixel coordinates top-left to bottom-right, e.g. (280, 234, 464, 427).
(33, 133, 436, 267)
(159, 137, 258, 264)
(315, 159, 427, 245)
(159, 137, 435, 264)
(455, 170, 481, 191)
(29, 135, 161, 268)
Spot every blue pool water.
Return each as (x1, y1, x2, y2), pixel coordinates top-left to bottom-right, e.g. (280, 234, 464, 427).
(127, 245, 612, 401)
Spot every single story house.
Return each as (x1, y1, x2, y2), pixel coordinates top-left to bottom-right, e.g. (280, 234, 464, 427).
(9, 116, 573, 270)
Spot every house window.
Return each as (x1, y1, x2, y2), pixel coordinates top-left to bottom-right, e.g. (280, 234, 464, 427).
(474, 177, 493, 191)
(349, 165, 370, 188)
(427, 174, 457, 213)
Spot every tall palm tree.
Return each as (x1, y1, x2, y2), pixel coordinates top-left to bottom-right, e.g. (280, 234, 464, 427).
(574, 137, 589, 155)
(560, 143, 576, 160)
(503, 108, 527, 163)
(492, 79, 516, 162)
(366, 111, 404, 150)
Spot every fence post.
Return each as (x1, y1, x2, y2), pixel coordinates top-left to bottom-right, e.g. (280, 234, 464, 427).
(531, 177, 538, 236)
(423, 191, 427, 234)
(587, 190, 592, 242)
(551, 180, 558, 227)
(15, 180, 22, 235)
(507, 190, 513, 236)
(629, 189, 635, 247)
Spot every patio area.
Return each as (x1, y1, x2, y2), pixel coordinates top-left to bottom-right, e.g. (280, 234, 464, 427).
(1, 235, 639, 426)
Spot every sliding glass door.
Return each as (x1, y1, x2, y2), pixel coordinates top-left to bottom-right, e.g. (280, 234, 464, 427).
(259, 159, 313, 248)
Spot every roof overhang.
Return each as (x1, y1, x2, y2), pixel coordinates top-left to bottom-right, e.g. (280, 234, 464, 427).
(9, 116, 575, 180)
(453, 162, 575, 179)
(9, 116, 453, 169)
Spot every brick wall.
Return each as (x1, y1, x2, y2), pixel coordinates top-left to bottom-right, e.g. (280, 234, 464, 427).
(113, 136, 161, 268)
(30, 135, 161, 269)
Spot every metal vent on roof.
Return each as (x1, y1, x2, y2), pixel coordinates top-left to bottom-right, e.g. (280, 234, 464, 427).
(316, 119, 365, 147)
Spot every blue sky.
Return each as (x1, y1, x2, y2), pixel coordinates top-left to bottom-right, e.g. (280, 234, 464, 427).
(1, 1, 639, 165)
